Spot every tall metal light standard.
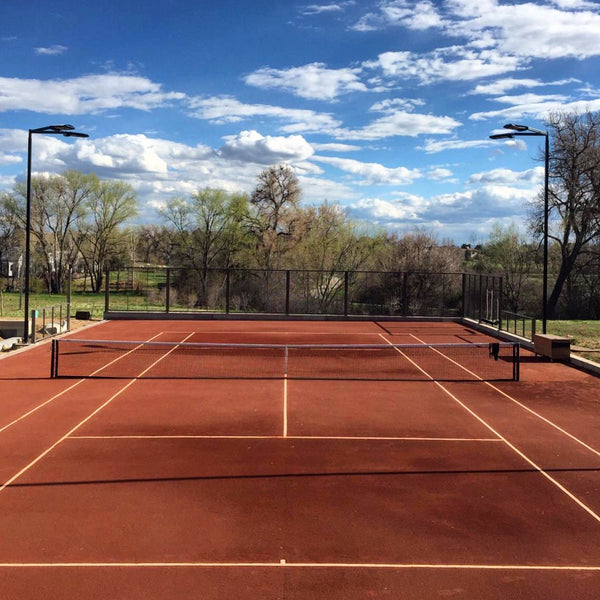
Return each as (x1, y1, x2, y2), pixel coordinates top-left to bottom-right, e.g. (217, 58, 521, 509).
(23, 125, 89, 343)
(490, 123, 550, 334)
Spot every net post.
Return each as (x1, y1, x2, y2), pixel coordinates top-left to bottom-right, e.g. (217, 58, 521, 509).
(50, 339, 56, 378)
(514, 343, 520, 381)
(284, 345, 289, 376)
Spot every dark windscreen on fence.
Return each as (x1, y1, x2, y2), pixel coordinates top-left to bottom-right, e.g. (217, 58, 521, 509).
(102, 267, 503, 320)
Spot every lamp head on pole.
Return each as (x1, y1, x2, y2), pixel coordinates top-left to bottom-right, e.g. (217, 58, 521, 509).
(503, 124, 529, 132)
(489, 132, 515, 140)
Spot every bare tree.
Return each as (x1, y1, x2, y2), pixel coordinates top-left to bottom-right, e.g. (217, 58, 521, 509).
(531, 110, 600, 318)
(249, 165, 302, 269)
(10, 170, 95, 293)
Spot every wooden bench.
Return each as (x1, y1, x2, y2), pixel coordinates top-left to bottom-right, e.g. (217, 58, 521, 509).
(533, 333, 571, 360)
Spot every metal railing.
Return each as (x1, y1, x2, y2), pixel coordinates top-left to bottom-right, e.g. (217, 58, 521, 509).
(29, 302, 70, 343)
(500, 310, 536, 340)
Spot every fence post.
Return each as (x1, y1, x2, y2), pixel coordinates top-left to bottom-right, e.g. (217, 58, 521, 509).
(165, 268, 171, 314)
(461, 273, 466, 319)
(66, 269, 71, 332)
(285, 270, 290, 315)
(403, 272, 408, 316)
(478, 274, 483, 322)
(225, 269, 230, 314)
(497, 276, 503, 329)
(104, 267, 110, 315)
(344, 271, 349, 316)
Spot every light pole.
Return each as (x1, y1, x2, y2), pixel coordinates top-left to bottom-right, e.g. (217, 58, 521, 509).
(490, 123, 549, 334)
(23, 125, 89, 343)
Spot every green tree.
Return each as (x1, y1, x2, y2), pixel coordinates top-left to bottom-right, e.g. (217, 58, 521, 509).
(289, 204, 375, 310)
(474, 223, 537, 313)
(0, 193, 21, 279)
(160, 188, 249, 305)
(75, 179, 138, 293)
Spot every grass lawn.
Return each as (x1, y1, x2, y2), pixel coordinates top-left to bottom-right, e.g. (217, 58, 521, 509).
(0, 291, 106, 319)
(543, 320, 600, 363)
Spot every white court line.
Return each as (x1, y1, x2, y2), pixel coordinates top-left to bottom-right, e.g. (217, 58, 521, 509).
(283, 377, 288, 437)
(0, 332, 195, 494)
(68, 434, 501, 442)
(162, 331, 383, 336)
(379, 333, 600, 526)
(0, 332, 165, 436)
(0, 380, 87, 435)
(0, 561, 599, 570)
(406, 333, 600, 459)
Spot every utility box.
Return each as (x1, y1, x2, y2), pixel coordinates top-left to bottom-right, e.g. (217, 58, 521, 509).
(534, 334, 571, 360)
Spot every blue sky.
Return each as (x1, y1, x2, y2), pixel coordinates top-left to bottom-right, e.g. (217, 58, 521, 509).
(1, 0, 600, 243)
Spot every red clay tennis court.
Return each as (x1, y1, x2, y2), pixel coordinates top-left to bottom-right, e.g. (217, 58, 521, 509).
(2, 318, 600, 599)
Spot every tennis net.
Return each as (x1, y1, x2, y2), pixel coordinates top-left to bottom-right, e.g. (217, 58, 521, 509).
(50, 338, 520, 381)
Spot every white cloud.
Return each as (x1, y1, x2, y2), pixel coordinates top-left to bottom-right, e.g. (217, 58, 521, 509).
(187, 95, 341, 133)
(494, 93, 568, 106)
(352, 0, 444, 32)
(419, 137, 495, 154)
(314, 155, 421, 185)
(383, 1, 443, 30)
(355, 0, 600, 61)
(447, 0, 600, 60)
(311, 142, 361, 152)
(548, 0, 597, 7)
(367, 47, 524, 85)
(59, 134, 172, 175)
(191, 94, 458, 142)
(470, 97, 600, 121)
(427, 167, 454, 180)
(0, 74, 185, 114)
(244, 62, 367, 100)
(335, 109, 460, 140)
(301, 3, 355, 15)
(299, 175, 358, 203)
(219, 130, 314, 164)
(34, 45, 68, 56)
(468, 167, 544, 186)
(349, 197, 425, 222)
(469, 77, 579, 96)
(0, 128, 26, 164)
